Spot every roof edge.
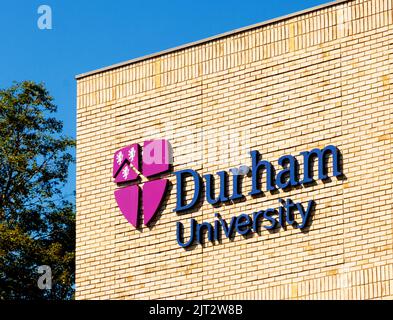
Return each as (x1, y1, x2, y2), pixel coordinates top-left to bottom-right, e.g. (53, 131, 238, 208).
(75, 0, 352, 80)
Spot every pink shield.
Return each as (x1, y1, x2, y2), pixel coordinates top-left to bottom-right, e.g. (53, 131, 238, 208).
(113, 140, 171, 228)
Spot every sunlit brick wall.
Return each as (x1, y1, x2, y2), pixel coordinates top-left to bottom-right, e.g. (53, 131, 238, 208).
(76, 0, 393, 299)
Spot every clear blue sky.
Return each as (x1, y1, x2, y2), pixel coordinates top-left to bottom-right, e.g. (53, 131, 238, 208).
(0, 0, 330, 201)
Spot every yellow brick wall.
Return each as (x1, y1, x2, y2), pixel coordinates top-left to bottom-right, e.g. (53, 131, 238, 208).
(76, 0, 393, 299)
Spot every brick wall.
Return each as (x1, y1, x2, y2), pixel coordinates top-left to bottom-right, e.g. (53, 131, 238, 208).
(76, 0, 393, 299)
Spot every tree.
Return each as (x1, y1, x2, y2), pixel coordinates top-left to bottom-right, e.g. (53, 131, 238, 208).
(0, 81, 75, 300)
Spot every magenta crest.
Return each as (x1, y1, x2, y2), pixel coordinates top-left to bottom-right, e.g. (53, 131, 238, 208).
(113, 140, 171, 227)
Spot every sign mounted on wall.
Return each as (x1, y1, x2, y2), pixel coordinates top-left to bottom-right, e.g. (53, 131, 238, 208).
(113, 140, 171, 227)
(113, 142, 343, 248)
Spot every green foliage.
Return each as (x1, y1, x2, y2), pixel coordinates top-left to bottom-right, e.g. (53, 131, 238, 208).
(0, 81, 75, 300)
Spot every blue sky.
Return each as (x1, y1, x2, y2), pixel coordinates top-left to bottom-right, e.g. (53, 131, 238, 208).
(0, 0, 330, 200)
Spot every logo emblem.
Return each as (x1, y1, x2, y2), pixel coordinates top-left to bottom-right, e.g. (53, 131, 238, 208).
(113, 140, 171, 227)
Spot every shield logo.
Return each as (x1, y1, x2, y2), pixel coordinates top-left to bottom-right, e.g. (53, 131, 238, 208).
(113, 140, 171, 228)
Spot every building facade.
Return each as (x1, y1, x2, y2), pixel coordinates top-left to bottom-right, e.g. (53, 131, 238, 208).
(76, 0, 393, 299)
